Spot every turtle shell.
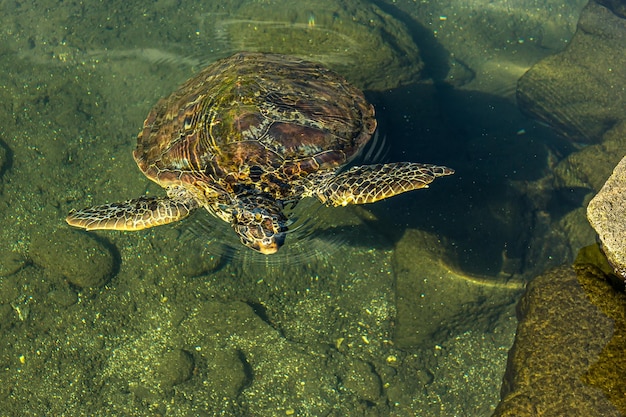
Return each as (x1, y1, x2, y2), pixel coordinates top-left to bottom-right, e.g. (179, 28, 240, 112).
(134, 52, 377, 200)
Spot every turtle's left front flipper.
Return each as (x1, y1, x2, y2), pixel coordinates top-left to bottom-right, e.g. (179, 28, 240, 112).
(316, 162, 454, 207)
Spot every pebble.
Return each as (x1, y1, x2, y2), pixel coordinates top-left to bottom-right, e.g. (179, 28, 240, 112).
(48, 286, 78, 307)
(157, 349, 195, 387)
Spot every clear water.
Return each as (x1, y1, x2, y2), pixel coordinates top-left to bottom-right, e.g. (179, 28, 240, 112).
(0, 0, 594, 416)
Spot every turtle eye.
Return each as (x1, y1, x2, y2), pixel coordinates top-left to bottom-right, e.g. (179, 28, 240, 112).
(183, 116, 193, 130)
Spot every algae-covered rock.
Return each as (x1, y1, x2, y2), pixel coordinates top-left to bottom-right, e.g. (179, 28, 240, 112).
(517, 1, 626, 143)
(597, 0, 626, 18)
(202, 348, 249, 398)
(339, 359, 382, 404)
(0, 244, 25, 277)
(47, 285, 79, 307)
(494, 264, 624, 416)
(392, 229, 524, 348)
(203, 0, 423, 91)
(180, 300, 340, 416)
(587, 154, 626, 280)
(575, 255, 626, 413)
(157, 349, 195, 388)
(30, 228, 116, 288)
(553, 120, 626, 192)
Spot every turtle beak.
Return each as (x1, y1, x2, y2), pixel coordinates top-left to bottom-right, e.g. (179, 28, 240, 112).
(233, 219, 287, 254)
(236, 229, 286, 254)
(256, 244, 279, 255)
(251, 233, 286, 255)
(231, 196, 288, 254)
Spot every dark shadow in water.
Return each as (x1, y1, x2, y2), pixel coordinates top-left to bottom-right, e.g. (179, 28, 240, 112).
(372, 0, 451, 82)
(71, 231, 123, 286)
(549, 185, 592, 218)
(358, 81, 581, 277)
(180, 5, 582, 276)
(0, 137, 14, 179)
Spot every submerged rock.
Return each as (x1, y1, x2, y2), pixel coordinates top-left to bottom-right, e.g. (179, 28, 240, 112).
(0, 245, 25, 277)
(30, 228, 116, 288)
(201, 348, 249, 398)
(157, 349, 195, 388)
(494, 262, 625, 416)
(392, 229, 524, 348)
(597, 0, 626, 18)
(338, 359, 382, 404)
(517, 1, 626, 143)
(203, 0, 423, 91)
(553, 120, 626, 192)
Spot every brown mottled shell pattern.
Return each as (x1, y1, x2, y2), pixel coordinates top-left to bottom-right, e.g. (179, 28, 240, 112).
(134, 52, 377, 200)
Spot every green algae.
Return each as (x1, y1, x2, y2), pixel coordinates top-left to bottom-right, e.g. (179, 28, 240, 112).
(575, 251, 626, 414)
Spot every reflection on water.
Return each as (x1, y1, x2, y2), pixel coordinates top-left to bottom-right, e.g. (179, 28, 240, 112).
(0, 0, 603, 415)
(185, 197, 353, 265)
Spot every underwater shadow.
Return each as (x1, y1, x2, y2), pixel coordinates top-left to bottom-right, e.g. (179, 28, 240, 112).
(359, 80, 578, 277)
(0, 138, 14, 179)
(371, 0, 451, 82)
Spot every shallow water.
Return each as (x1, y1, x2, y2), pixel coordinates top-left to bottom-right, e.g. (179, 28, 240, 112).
(0, 0, 597, 415)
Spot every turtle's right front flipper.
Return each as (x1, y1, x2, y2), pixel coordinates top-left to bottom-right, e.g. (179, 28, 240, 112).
(66, 196, 196, 231)
(315, 162, 454, 207)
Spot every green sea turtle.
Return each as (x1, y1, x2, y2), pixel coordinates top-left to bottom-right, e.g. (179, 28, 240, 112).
(66, 52, 453, 254)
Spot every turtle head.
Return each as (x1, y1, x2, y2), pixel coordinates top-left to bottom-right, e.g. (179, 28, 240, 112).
(231, 196, 288, 254)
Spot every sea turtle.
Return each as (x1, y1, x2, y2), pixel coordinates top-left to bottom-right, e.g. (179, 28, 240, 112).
(66, 52, 454, 254)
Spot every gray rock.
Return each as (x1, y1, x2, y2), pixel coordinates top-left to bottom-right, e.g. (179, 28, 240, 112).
(587, 154, 626, 279)
(30, 228, 116, 288)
